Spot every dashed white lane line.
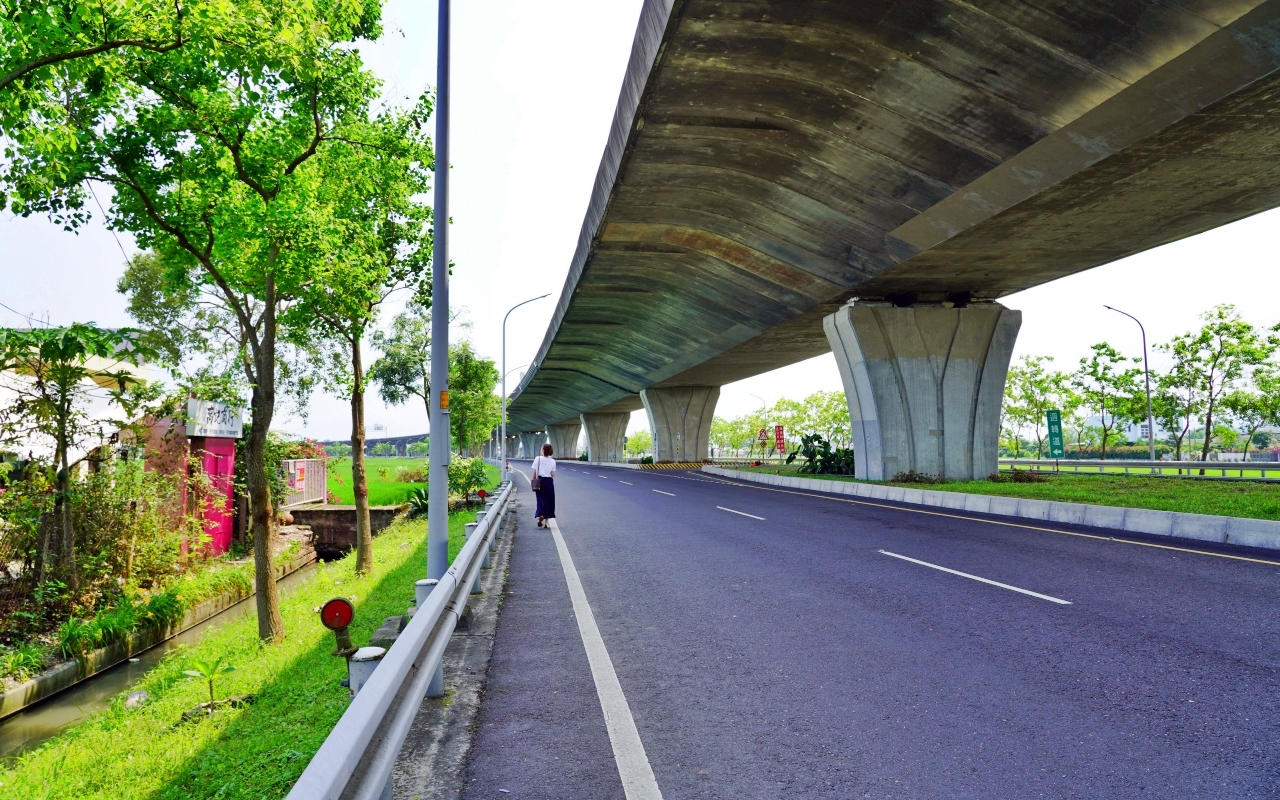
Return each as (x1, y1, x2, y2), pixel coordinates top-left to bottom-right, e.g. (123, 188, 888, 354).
(547, 519, 665, 800)
(652, 489, 675, 497)
(619, 481, 633, 485)
(879, 550, 1072, 605)
(599, 475, 609, 479)
(716, 506, 764, 521)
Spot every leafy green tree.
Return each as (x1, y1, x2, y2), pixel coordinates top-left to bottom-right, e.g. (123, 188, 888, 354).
(626, 429, 651, 457)
(0, 323, 154, 588)
(1005, 355, 1070, 458)
(303, 104, 432, 574)
(1224, 366, 1280, 459)
(371, 300, 432, 421)
(1159, 305, 1279, 463)
(447, 341, 500, 456)
(324, 442, 352, 458)
(1073, 343, 1143, 460)
(806, 390, 851, 448)
(2, 0, 389, 642)
(370, 442, 394, 457)
(406, 439, 429, 458)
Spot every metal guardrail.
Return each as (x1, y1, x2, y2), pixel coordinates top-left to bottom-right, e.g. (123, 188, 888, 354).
(286, 480, 514, 800)
(1000, 458, 1280, 482)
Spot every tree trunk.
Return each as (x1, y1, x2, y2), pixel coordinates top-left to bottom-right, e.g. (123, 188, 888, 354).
(351, 334, 373, 574)
(249, 269, 285, 642)
(54, 407, 77, 593)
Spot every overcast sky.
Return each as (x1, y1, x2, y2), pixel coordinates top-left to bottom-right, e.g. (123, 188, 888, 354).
(2, 0, 1276, 442)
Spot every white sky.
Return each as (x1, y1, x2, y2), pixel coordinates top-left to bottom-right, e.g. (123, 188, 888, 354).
(2, 0, 1276, 442)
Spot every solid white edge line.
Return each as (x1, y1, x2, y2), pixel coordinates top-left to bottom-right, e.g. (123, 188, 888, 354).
(548, 519, 664, 800)
(716, 506, 765, 521)
(652, 489, 675, 496)
(619, 481, 633, 485)
(878, 550, 1072, 605)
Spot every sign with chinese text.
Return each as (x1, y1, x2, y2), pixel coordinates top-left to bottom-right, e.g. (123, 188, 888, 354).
(187, 399, 244, 439)
(775, 425, 785, 454)
(1046, 409, 1065, 459)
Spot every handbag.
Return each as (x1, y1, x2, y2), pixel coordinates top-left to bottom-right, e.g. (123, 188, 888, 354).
(531, 458, 542, 491)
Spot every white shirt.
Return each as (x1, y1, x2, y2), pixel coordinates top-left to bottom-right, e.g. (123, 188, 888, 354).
(532, 455, 557, 477)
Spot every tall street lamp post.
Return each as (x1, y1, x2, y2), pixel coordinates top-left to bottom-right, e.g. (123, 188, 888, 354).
(1104, 305, 1157, 462)
(427, 0, 451, 582)
(501, 295, 549, 470)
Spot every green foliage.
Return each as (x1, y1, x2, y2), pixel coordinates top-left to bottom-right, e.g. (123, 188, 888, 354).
(1072, 342, 1144, 460)
(786, 433, 856, 475)
(184, 655, 235, 706)
(370, 442, 395, 457)
(640, 455, 654, 465)
(710, 391, 850, 457)
(625, 429, 651, 457)
(405, 439, 429, 457)
(578, 452, 589, 462)
(889, 470, 942, 484)
(1003, 355, 1075, 458)
(448, 456, 489, 499)
(447, 342, 500, 455)
(396, 465, 426, 483)
(323, 442, 352, 458)
(406, 487, 430, 517)
(0, 641, 47, 682)
(371, 300, 432, 414)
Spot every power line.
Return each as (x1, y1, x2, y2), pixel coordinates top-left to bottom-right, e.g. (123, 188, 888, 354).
(85, 180, 131, 263)
(0, 300, 48, 326)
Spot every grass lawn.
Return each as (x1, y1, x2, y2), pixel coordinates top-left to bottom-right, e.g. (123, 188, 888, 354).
(0, 505, 488, 800)
(733, 466, 1280, 521)
(325, 457, 500, 506)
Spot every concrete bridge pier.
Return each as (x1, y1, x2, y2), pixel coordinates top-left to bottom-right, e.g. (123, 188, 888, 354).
(547, 420, 581, 460)
(518, 431, 546, 459)
(824, 301, 1020, 482)
(580, 412, 629, 462)
(503, 435, 519, 461)
(640, 386, 719, 463)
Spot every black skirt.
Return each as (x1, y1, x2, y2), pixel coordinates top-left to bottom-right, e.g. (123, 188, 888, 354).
(534, 475, 556, 519)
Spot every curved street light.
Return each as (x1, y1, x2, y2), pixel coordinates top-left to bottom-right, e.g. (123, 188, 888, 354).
(1104, 305, 1157, 461)
(501, 295, 550, 468)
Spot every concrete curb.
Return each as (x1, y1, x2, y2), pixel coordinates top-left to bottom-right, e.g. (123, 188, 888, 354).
(0, 545, 317, 722)
(570, 461, 641, 470)
(703, 467, 1280, 552)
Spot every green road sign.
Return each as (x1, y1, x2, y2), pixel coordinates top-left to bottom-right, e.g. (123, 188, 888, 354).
(1046, 409, 1066, 459)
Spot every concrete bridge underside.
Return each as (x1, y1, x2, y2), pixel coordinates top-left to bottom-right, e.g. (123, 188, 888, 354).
(508, 0, 1280, 473)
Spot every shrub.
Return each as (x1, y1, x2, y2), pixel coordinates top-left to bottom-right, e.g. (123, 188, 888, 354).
(406, 487, 429, 517)
(396, 465, 427, 483)
(785, 433, 856, 475)
(890, 470, 941, 484)
(578, 452, 588, 462)
(989, 469, 1048, 483)
(0, 642, 47, 682)
(640, 455, 654, 465)
(448, 456, 488, 498)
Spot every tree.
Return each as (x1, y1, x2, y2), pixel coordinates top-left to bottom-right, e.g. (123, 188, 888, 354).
(1151, 362, 1201, 462)
(1224, 366, 1280, 459)
(1159, 305, 1279, 464)
(3, 0, 391, 642)
(303, 104, 433, 574)
(447, 341, 500, 456)
(0, 323, 154, 589)
(1073, 343, 1143, 460)
(371, 300, 432, 421)
(626, 429, 652, 457)
(1005, 355, 1070, 458)
(406, 439, 429, 457)
(807, 390, 851, 448)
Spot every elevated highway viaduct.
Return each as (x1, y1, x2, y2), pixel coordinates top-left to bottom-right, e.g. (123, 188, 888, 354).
(506, 0, 1280, 479)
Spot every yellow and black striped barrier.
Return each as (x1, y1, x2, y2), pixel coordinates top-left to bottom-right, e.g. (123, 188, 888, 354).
(637, 461, 706, 470)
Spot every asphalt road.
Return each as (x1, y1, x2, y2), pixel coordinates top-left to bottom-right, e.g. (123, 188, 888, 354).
(459, 464, 1280, 799)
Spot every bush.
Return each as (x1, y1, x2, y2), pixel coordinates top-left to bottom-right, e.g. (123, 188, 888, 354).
(578, 452, 588, 462)
(0, 642, 47, 682)
(786, 433, 855, 475)
(989, 469, 1048, 483)
(640, 455, 654, 465)
(890, 470, 941, 484)
(396, 465, 427, 483)
(448, 456, 488, 498)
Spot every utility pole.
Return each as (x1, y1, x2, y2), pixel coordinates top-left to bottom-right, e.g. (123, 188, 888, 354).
(427, 0, 450, 580)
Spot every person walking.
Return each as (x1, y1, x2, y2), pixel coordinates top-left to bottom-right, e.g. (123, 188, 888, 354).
(531, 443, 557, 528)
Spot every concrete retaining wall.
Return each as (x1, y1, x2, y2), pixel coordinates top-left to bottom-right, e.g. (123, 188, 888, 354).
(703, 467, 1280, 552)
(0, 546, 316, 722)
(290, 505, 403, 557)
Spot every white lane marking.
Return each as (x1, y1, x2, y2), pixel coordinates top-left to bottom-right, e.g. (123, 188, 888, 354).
(879, 550, 1072, 605)
(599, 475, 609, 479)
(652, 489, 675, 497)
(717, 506, 765, 521)
(619, 481, 633, 485)
(548, 519, 665, 800)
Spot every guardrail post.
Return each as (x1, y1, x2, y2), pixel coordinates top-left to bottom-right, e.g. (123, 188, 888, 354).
(412, 578, 447, 699)
(464, 523, 483, 592)
(348, 646, 386, 698)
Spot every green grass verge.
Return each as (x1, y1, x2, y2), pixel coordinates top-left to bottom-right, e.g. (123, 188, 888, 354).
(734, 466, 1280, 521)
(0, 511, 477, 799)
(325, 457, 427, 506)
(325, 459, 501, 506)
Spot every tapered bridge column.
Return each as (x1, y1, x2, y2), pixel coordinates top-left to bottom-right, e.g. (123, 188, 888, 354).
(640, 386, 719, 463)
(504, 434, 519, 460)
(580, 412, 629, 462)
(518, 431, 546, 459)
(547, 420, 582, 459)
(824, 301, 1020, 482)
